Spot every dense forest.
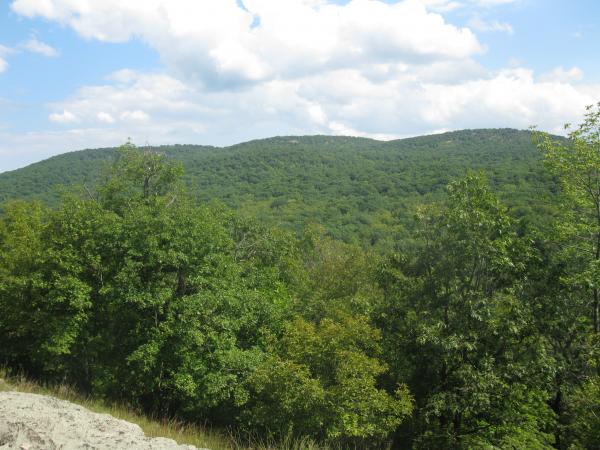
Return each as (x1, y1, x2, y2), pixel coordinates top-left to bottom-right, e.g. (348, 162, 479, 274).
(0, 129, 556, 250)
(1, 106, 600, 449)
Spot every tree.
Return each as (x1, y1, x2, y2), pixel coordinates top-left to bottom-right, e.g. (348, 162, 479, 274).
(526, 235, 600, 449)
(97, 142, 183, 214)
(0, 143, 296, 426)
(378, 174, 553, 448)
(245, 314, 413, 447)
(532, 104, 600, 448)
(534, 103, 600, 333)
(0, 201, 50, 372)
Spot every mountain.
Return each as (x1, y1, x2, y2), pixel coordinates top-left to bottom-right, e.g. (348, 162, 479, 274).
(0, 129, 555, 247)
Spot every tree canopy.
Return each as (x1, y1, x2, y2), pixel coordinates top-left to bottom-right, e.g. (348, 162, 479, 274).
(0, 129, 556, 250)
(1, 115, 599, 449)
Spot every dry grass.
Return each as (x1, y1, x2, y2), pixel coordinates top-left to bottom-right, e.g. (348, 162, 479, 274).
(0, 368, 327, 450)
(0, 368, 230, 449)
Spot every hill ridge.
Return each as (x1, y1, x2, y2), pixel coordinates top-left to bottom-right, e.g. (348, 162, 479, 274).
(0, 128, 553, 248)
(1, 127, 533, 176)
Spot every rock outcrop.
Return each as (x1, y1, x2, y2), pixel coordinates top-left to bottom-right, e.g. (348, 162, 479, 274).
(0, 391, 203, 450)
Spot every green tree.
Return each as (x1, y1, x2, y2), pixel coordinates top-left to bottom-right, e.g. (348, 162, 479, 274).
(245, 314, 413, 447)
(534, 103, 600, 333)
(97, 141, 184, 214)
(295, 223, 383, 320)
(378, 174, 553, 448)
(0, 201, 50, 372)
(0, 144, 296, 426)
(532, 104, 600, 448)
(239, 225, 412, 446)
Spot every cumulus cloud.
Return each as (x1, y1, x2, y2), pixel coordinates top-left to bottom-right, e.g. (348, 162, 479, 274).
(42, 67, 600, 147)
(2, 0, 599, 172)
(120, 110, 150, 122)
(539, 66, 584, 83)
(0, 45, 14, 73)
(11, 0, 482, 88)
(49, 110, 78, 123)
(468, 15, 513, 34)
(291, 67, 598, 136)
(418, 68, 594, 134)
(19, 37, 58, 57)
(422, 0, 518, 12)
(7, 1, 599, 134)
(96, 112, 115, 123)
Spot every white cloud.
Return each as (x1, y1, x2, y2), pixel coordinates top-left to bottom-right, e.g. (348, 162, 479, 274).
(11, 0, 483, 88)
(120, 110, 150, 122)
(417, 68, 593, 133)
(0, 127, 133, 172)
(421, 0, 464, 13)
(422, 0, 517, 12)
(38, 67, 600, 147)
(328, 120, 401, 140)
(475, 0, 517, 5)
(96, 112, 115, 123)
(49, 110, 78, 123)
(0, 38, 57, 74)
(468, 15, 513, 34)
(0, 45, 15, 73)
(0, 60, 596, 172)
(19, 37, 58, 57)
(2, 0, 599, 172)
(539, 66, 584, 83)
(294, 67, 598, 137)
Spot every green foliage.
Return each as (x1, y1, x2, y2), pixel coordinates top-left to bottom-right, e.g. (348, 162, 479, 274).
(97, 142, 184, 212)
(246, 315, 412, 446)
(295, 224, 383, 320)
(561, 375, 600, 449)
(531, 104, 600, 448)
(0, 143, 409, 447)
(0, 129, 556, 249)
(378, 173, 554, 448)
(534, 103, 600, 333)
(3, 119, 600, 448)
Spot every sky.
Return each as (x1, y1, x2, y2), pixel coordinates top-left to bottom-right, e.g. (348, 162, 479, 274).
(0, 0, 599, 173)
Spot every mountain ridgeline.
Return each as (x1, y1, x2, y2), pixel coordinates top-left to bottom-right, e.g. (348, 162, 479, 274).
(0, 129, 555, 247)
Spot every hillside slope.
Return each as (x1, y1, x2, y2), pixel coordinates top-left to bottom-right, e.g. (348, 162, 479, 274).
(0, 129, 555, 246)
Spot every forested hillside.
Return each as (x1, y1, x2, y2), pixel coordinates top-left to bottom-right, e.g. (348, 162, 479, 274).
(0, 129, 556, 247)
(3, 115, 600, 449)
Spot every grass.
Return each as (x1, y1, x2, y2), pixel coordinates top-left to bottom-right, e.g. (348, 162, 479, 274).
(0, 368, 326, 450)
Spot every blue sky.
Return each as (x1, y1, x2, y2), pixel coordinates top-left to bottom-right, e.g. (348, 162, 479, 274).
(1, 0, 599, 172)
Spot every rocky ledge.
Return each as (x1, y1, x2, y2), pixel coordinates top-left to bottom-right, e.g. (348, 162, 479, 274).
(0, 391, 204, 450)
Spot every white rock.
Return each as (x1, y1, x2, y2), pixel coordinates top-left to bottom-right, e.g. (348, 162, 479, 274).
(0, 391, 207, 450)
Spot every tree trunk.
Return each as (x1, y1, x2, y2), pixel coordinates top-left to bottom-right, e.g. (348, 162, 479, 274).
(551, 377, 563, 449)
(594, 287, 599, 333)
